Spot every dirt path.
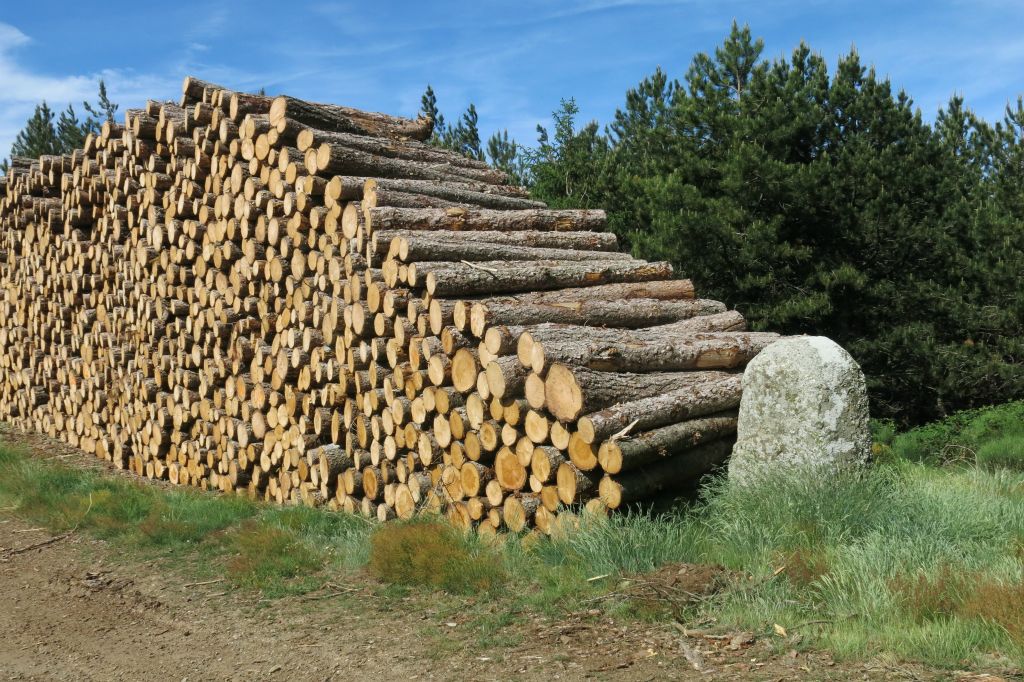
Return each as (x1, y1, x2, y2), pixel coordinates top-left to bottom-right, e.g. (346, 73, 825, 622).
(0, 431, 975, 681)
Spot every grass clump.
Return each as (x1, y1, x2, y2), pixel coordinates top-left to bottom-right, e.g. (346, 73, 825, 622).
(368, 518, 505, 594)
(226, 521, 325, 596)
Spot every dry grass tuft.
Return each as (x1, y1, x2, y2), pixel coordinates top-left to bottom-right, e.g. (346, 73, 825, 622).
(368, 519, 505, 594)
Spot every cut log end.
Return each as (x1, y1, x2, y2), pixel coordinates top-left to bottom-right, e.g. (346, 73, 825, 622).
(544, 363, 583, 422)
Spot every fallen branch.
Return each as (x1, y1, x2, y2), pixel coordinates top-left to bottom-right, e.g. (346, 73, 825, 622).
(1, 530, 73, 558)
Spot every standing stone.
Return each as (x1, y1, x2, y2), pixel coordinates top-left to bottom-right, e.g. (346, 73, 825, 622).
(729, 336, 871, 484)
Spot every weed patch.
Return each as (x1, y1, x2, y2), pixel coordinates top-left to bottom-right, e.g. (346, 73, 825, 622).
(962, 580, 1024, 648)
(369, 519, 505, 594)
(781, 547, 830, 588)
(889, 565, 971, 623)
(226, 521, 325, 596)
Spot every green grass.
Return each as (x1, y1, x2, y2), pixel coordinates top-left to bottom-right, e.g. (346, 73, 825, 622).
(3, 401, 1024, 669)
(0, 445, 374, 597)
(873, 400, 1024, 468)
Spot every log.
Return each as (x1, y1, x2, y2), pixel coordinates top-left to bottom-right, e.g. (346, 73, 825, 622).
(377, 229, 620, 255)
(576, 373, 743, 444)
(503, 495, 540, 533)
(303, 131, 492, 170)
(471, 298, 725, 337)
(314, 444, 353, 482)
(315, 141, 511, 183)
(545, 365, 739, 423)
(425, 260, 674, 297)
(556, 462, 600, 504)
(269, 96, 433, 140)
(398, 238, 632, 266)
(531, 330, 780, 374)
(597, 412, 738, 474)
(307, 143, 508, 184)
(598, 439, 734, 509)
(366, 207, 606, 233)
(363, 178, 539, 209)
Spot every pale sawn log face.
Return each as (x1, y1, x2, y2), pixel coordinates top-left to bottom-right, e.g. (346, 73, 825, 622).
(0, 75, 781, 532)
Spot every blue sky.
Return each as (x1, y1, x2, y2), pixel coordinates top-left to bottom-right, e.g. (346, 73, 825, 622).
(2, 1, 1023, 158)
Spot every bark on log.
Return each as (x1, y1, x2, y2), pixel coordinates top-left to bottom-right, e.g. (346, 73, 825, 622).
(363, 178, 540, 209)
(398, 238, 632, 266)
(665, 310, 747, 333)
(519, 321, 757, 371)
(545, 365, 739, 423)
(377, 229, 619, 257)
(270, 96, 433, 141)
(598, 439, 734, 509)
(531, 330, 780, 374)
(366, 207, 606, 233)
(576, 373, 742, 444)
(425, 260, 673, 297)
(307, 145, 508, 184)
(597, 412, 738, 474)
(300, 130, 491, 170)
(471, 298, 725, 337)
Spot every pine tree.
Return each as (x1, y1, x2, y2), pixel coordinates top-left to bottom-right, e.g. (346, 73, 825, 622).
(10, 102, 60, 159)
(420, 85, 445, 145)
(56, 105, 87, 152)
(525, 25, 1024, 424)
(83, 79, 118, 126)
(486, 130, 526, 185)
(443, 104, 484, 160)
(528, 99, 609, 209)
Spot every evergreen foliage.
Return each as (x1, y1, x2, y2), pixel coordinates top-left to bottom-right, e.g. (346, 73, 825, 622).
(419, 85, 446, 144)
(420, 86, 529, 182)
(10, 101, 62, 159)
(523, 23, 1024, 425)
(3, 81, 118, 173)
(82, 79, 118, 125)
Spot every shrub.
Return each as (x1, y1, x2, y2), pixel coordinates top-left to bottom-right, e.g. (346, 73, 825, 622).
(890, 401, 1024, 465)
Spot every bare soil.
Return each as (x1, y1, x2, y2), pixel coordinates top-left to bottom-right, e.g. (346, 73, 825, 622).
(0, 429, 1001, 681)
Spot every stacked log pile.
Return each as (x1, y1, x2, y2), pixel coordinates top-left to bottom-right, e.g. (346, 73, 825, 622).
(0, 77, 780, 532)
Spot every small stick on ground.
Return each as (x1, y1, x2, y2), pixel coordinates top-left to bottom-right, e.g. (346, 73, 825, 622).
(1, 531, 73, 558)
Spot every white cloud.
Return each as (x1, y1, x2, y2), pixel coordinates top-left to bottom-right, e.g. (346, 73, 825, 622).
(0, 21, 177, 161)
